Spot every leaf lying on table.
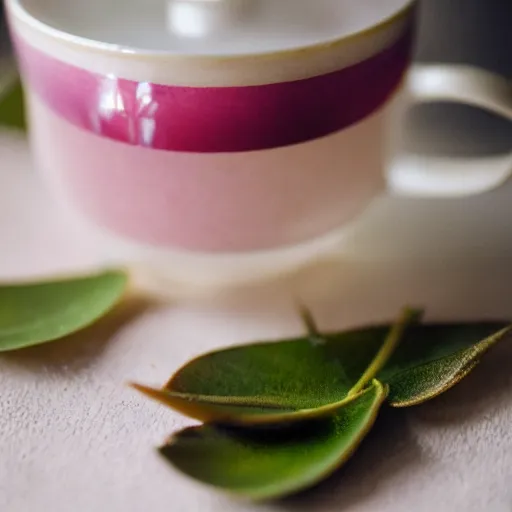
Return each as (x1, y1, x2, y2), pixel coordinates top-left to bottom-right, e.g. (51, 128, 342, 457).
(133, 308, 418, 425)
(0, 269, 128, 352)
(134, 316, 511, 423)
(136, 309, 512, 501)
(381, 323, 512, 406)
(160, 380, 387, 501)
(0, 80, 26, 131)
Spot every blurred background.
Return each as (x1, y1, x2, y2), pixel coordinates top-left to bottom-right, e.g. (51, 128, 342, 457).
(416, 0, 511, 76)
(411, 0, 511, 160)
(1, 0, 511, 74)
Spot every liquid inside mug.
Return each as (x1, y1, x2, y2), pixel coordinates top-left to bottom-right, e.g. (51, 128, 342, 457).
(5, 0, 512, 288)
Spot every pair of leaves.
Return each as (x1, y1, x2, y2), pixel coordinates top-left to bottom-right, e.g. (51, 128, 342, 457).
(134, 313, 511, 501)
(134, 308, 419, 425)
(135, 316, 510, 418)
(161, 381, 387, 501)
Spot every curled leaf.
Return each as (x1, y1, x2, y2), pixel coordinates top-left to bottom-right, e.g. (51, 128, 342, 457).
(0, 269, 129, 352)
(160, 381, 387, 501)
(133, 309, 415, 424)
(381, 323, 512, 406)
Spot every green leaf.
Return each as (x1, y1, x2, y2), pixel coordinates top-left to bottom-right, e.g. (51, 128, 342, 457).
(347, 307, 423, 397)
(0, 269, 129, 352)
(159, 380, 387, 501)
(0, 79, 26, 131)
(381, 323, 512, 406)
(133, 308, 416, 425)
(135, 314, 511, 419)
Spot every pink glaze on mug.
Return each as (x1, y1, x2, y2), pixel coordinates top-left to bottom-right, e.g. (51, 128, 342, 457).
(27, 86, 404, 252)
(15, 25, 413, 153)
(13, 10, 415, 253)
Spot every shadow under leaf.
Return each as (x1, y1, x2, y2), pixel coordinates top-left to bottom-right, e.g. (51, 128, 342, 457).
(270, 339, 512, 510)
(274, 408, 423, 511)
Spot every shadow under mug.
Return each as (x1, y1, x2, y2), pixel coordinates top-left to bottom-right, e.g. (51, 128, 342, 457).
(5, 0, 512, 289)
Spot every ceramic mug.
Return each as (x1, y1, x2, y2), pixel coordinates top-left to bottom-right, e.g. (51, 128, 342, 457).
(5, 0, 512, 286)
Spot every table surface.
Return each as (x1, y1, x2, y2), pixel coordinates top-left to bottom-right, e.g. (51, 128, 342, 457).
(1, 67, 512, 511)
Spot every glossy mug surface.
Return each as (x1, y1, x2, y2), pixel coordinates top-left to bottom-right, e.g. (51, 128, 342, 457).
(5, 0, 417, 262)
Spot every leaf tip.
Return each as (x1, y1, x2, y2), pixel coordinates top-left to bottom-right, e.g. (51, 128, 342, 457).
(130, 382, 165, 401)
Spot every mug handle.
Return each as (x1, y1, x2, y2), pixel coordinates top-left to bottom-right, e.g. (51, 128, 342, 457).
(388, 64, 512, 197)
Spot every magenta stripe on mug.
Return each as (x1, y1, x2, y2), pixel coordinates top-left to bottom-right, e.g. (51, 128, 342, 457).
(14, 23, 414, 154)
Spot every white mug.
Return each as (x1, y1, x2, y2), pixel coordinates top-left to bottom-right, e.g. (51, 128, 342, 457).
(5, 0, 512, 288)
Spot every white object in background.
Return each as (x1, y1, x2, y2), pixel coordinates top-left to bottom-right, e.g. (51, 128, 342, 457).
(389, 65, 512, 197)
(167, 0, 254, 38)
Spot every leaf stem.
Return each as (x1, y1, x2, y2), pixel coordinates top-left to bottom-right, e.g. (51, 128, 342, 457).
(348, 307, 423, 397)
(131, 383, 293, 409)
(295, 301, 328, 348)
(297, 302, 320, 337)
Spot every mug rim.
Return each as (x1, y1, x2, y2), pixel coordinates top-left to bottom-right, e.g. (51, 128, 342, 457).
(7, 0, 416, 63)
